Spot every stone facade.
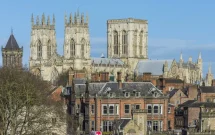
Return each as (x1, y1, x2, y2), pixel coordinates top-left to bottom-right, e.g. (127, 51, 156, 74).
(113, 109, 147, 135)
(29, 12, 204, 85)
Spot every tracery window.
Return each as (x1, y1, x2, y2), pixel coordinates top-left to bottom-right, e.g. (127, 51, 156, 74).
(122, 30, 128, 55)
(47, 40, 52, 58)
(81, 39, 85, 58)
(114, 31, 118, 55)
(133, 30, 137, 56)
(37, 40, 42, 59)
(70, 39, 75, 57)
(139, 31, 143, 55)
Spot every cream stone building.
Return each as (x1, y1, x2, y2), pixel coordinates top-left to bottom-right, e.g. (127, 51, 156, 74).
(29, 11, 204, 84)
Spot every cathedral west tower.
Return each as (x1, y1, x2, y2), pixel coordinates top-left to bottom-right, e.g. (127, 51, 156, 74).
(29, 14, 58, 81)
(63, 11, 91, 73)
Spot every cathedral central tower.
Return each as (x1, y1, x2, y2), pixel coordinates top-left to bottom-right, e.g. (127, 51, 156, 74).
(107, 18, 148, 73)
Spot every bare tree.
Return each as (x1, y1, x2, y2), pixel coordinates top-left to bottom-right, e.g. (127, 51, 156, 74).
(0, 67, 65, 135)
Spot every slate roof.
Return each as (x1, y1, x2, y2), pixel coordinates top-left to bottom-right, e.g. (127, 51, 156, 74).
(91, 58, 124, 66)
(117, 119, 131, 130)
(199, 86, 215, 93)
(73, 82, 166, 98)
(165, 79, 184, 84)
(4, 34, 20, 50)
(178, 100, 197, 107)
(169, 89, 179, 98)
(135, 60, 172, 76)
(74, 83, 106, 97)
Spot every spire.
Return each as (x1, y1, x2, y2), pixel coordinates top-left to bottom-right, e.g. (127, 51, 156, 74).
(74, 12, 77, 24)
(208, 63, 212, 74)
(53, 14, 55, 25)
(36, 15, 39, 25)
(70, 13, 72, 24)
(81, 13, 84, 24)
(101, 53, 105, 58)
(47, 15, 50, 25)
(198, 52, 202, 59)
(31, 14, 34, 25)
(42, 13, 45, 25)
(180, 51, 183, 60)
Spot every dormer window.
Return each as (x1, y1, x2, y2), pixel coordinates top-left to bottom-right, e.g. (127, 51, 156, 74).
(153, 91, 160, 98)
(108, 92, 114, 98)
(124, 92, 130, 98)
(135, 92, 141, 98)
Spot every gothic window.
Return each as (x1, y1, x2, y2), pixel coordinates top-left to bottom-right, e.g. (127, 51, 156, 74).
(47, 40, 52, 58)
(122, 30, 128, 55)
(139, 31, 143, 55)
(51, 67, 58, 84)
(81, 39, 85, 58)
(70, 39, 75, 57)
(114, 31, 118, 55)
(133, 30, 137, 56)
(37, 40, 42, 59)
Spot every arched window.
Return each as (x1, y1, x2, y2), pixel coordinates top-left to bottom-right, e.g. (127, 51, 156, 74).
(37, 40, 42, 59)
(81, 39, 85, 58)
(133, 30, 137, 56)
(47, 40, 52, 58)
(114, 31, 118, 55)
(122, 30, 128, 55)
(70, 39, 75, 57)
(139, 31, 143, 55)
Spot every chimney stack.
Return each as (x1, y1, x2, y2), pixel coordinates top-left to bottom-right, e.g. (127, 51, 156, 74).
(142, 72, 152, 82)
(117, 72, 122, 89)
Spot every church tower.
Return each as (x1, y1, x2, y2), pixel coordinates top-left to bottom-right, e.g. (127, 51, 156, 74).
(107, 18, 148, 73)
(206, 63, 213, 86)
(29, 14, 57, 76)
(2, 31, 23, 67)
(63, 11, 90, 72)
(197, 52, 203, 82)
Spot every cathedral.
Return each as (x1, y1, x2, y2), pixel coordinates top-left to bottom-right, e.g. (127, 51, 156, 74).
(29, 11, 203, 84)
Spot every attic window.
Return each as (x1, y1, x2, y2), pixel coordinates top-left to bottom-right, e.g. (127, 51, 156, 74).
(124, 92, 130, 98)
(135, 92, 141, 97)
(108, 92, 114, 98)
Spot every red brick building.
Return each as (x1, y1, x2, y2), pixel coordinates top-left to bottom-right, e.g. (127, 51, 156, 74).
(198, 86, 215, 102)
(66, 72, 171, 135)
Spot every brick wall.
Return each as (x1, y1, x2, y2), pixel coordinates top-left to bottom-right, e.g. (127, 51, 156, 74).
(187, 108, 200, 127)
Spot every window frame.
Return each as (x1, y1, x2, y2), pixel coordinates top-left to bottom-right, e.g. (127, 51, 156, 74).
(124, 104, 130, 114)
(91, 104, 95, 114)
(102, 104, 108, 115)
(147, 104, 152, 114)
(124, 92, 130, 98)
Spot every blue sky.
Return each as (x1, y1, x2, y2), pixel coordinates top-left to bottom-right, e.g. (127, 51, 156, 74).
(0, 0, 215, 76)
